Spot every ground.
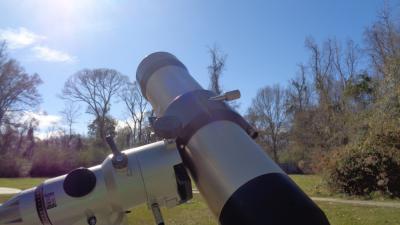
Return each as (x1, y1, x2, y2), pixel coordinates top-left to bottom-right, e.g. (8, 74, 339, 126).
(1, 175, 399, 225)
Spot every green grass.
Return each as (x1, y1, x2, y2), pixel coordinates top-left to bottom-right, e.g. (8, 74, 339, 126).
(0, 178, 44, 203)
(1, 177, 400, 225)
(0, 177, 45, 189)
(125, 199, 400, 225)
(319, 202, 400, 225)
(0, 195, 12, 203)
(124, 193, 400, 225)
(126, 195, 216, 225)
(290, 175, 400, 202)
(290, 174, 331, 197)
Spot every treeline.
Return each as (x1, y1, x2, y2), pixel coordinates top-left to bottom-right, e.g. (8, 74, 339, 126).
(0, 42, 157, 177)
(243, 7, 400, 197)
(246, 37, 368, 170)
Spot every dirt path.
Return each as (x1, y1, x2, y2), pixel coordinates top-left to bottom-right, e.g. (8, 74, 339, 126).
(0, 187, 21, 194)
(311, 197, 400, 208)
(192, 189, 400, 208)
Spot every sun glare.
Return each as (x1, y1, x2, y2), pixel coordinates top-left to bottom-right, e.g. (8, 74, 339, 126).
(29, 0, 100, 36)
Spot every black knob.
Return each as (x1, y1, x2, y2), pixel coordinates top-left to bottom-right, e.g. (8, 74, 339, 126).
(87, 216, 97, 225)
(63, 168, 96, 198)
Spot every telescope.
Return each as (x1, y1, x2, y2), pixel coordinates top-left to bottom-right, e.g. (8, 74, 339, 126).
(0, 52, 330, 225)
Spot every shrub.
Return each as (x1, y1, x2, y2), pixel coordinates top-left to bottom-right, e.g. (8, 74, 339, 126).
(326, 145, 400, 197)
(279, 146, 322, 174)
(0, 154, 22, 177)
(77, 147, 108, 167)
(29, 149, 79, 177)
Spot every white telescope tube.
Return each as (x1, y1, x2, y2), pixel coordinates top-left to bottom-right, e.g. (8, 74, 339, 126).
(136, 52, 330, 225)
(0, 141, 191, 225)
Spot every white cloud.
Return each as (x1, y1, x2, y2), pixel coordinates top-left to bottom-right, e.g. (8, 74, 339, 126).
(0, 27, 77, 63)
(23, 111, 62, 130)
(21, 111, 64, 139)
(0, 27, 46, 49)
(32, 46, 76, 63)
(116, 119, 135, 131)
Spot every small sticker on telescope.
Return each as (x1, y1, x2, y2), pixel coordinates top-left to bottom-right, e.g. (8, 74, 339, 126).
(44, 192, 57, 209)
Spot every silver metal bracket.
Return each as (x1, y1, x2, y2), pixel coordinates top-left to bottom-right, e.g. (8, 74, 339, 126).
(106, 135, 128, 169)
(209, 90, 241, 102)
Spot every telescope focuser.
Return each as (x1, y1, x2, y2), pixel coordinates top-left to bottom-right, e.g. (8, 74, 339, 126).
(106, 135, 128, 169)
(151, 90, 241, 140)
(152, 116, 182, 139)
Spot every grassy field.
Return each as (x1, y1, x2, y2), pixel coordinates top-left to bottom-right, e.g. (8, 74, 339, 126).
(0, 177, 45, 203)
(1, 176, 400, 225)
(290, 175, 400, 202)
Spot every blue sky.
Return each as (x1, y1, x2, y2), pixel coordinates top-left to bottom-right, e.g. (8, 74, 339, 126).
(0, 0, 389, 137)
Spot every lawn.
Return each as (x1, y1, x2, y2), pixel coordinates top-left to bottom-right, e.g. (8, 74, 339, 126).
(290, 174, 331, 197)
(127, 195, 400, 225)
(1, 176, 400, 225)
(290, 175, 400, 202)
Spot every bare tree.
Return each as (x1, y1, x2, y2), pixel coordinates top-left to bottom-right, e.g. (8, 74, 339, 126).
(333, 40, 359, 89)
(302, 37, 361, 152)
(248, 84, 288, 162)
(62, 68, 128, 142)
(0, 42, 42, 129)
(285, 65, 316, 165)
(60, 102, 80, 139)
(305, 37, 335, 107)
(22, 121, 36, 159)
(365, 2, 400, 78)
(0, 42, 42, 153)
(120, 81, 148, 146)
(364, 2, 400, 132)
(287, 64, 311, 113)
(87, 115, 117, 140)
(208, 45, 227, 95)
